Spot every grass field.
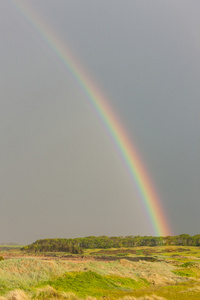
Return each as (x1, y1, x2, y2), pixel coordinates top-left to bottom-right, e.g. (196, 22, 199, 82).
(0, 246, 200, 299)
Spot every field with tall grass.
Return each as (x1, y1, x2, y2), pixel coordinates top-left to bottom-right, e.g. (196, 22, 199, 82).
(0, 246, 200, 299)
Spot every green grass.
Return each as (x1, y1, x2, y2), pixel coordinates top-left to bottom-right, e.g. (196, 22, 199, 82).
(1, 246, 200, 299)
(135, 250, 144, 255)
(0, 258, 70, 295)
(131, 282, 200, 300)
(39, 271, 149, 298)
(180, 262, 194, 267)
(173, 269, 197, 278)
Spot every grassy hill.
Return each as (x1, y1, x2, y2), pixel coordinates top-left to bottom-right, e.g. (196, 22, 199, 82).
(0, 245, 200, 299)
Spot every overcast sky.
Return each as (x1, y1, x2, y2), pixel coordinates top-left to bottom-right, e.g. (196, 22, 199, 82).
(0, 0, 200, 244)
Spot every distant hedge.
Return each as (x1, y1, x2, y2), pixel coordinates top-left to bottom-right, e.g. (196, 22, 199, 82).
(21, 234, 200, 253)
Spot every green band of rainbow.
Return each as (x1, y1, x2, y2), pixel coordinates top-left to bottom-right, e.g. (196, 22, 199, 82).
(12, 0, 171, 236)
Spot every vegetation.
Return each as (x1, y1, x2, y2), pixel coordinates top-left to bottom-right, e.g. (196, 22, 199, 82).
(1, 239, 200, 299)
(22, 239, 83, 254)
(21, 234, 200, 253)
(40, 271, 149, 298)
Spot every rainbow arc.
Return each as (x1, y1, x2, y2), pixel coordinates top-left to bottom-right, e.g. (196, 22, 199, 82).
(12, 0, 171, 236)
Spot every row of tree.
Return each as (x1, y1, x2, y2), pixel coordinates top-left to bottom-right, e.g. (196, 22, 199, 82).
(21, 234, 200, 253)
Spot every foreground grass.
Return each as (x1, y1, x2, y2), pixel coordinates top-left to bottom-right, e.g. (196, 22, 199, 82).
(0, 246, 200, 299)
(0, 258, 71, 294)
(38, 271, 149, 298)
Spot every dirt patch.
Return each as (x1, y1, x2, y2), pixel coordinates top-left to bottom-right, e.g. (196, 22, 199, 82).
(95, 249, 137, 255)
(90, 256, 158, 262)
(159, 248, 191, 253)
(2, 254, 158, 263)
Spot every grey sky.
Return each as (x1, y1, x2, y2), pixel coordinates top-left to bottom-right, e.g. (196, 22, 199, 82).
(0, 0, 200, 244)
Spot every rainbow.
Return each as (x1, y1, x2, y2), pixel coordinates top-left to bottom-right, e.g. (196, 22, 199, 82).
(12, 0, 171, 236)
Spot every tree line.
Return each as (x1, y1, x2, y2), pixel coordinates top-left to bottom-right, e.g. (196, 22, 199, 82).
(21, 234, 200, 253)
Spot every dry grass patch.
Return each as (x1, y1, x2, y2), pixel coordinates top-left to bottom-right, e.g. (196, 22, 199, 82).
(34, 286, 79, 300)
(118, 260, 185, 286)
(0, 290, 30, 300)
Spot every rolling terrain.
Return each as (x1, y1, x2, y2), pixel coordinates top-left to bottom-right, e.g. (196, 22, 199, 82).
(0, 243, 200, 299)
